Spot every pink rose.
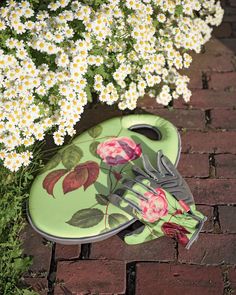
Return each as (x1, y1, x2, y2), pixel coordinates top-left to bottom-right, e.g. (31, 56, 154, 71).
(161, 222, 190, 246)
(96, 137, 142, 166)
(140, 188, 168, 223)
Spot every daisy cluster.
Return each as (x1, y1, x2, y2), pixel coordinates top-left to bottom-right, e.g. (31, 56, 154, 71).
(0, 0, 223, 171)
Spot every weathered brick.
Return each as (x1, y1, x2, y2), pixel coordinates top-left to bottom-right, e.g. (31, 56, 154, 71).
(90, 235, 176, 262)
(180, 131, 236, 154)
(209, 72, 236, 90)
(203, 38, 236, 55)
(174, 90, 236, 109)
(197, 205, 214, 232)
(187, 178, 236, 205)
(233, 23, 236, 37)
(213, 22, 232, 38)
(178, 233, 236, 265)
(178, 154, 209, 178)
(136, 263, 224, 295)
(215, 154, 236, 178)
(143, 109, 206, 130)
(137, 95, 165, 109)
(211, 110, 236, 130)
(76, 104, 122, 134)
(20, 224, 52, 276)
(22, 277, 48, 295)
(229, 268, 236, 291)
(229, 0, 236, 6)
(181, 69, 203, 89)
(224, 7, 236, 22)
(55, 244, 81, 260)
(218, 206, 236, 233)
(189, 52, 235, 72)
(55, 260, 126, 294)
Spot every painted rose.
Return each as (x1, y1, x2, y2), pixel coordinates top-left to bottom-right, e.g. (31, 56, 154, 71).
(96, 137, 142, 166)
(161, 222, 190, 246)
(140, 188, 168, 223)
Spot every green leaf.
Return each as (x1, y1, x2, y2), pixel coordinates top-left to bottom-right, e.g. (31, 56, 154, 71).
(153, 19, 159, 28)
(62, 145, 83, 170)
(175, 5, 183, 17)
(23, 290, 39, 295)
(39, 153, 61, 174)
(85, 85, 92, 102)
(89, 141, 100, 157)
(66, 208, 104, 228)
(93, 65, 109, 79)
(88, 125, 102, 138)
(13, 256, 32, 273)
(108, 213, 129, 228)
(96, 194, 109, 205)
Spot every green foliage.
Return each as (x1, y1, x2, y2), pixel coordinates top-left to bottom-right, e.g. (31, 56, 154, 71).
(85, 84, 93, 103)
(96, 194, 109, 206)
(108, 213, 129, 228)
(62, 144, 83, 170)
(175, 5, 184, 17)
(66, 208, 104, 228)
(0, 147, 42, 295)
(88, 125, 102, 138)
(89, 141, 100, 158)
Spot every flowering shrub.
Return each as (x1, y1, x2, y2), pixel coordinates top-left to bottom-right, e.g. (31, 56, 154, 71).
(0, 0, 223, 171)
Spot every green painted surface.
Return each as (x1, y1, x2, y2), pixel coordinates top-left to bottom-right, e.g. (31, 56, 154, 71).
(28, 114, 180, 240)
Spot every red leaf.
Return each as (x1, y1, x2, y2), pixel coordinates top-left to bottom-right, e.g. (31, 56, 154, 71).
(75, 161, 99, 190)
(43, 169, 68, 196)
(63, 168, 88, 194)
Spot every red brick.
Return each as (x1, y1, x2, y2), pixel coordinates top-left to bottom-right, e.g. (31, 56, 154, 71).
(136, 263, 224, 295)
(143, 109, 206, 130)
(22, 277, 48, 295)
(55, 244, 81, 260)
(197, 205, 214, 232)
(178, 154, 209, 178)
(187, 178, 236, 205)
(203, 38, 236, 55)
(137, 95, 165, 109)
(229, 0, 236, 7)
(178, 233, 236, 265)
(189, 52, 235, 72)
(188, 70, 203, 89)
(224, 7, 236, 22)
(209, 72, 236, 90)
(55, 260, 126, 294)
(215, 154, 236, 178)
(20, 224, 52, 275)
(181, 69, 203, 89)
(211, 110, 236, 130)
(90, 235, 176, 262)
(213, 23, 232, 38)
(175, 90, 236, 109)
(180, 131, 236, 154)
(233, 23, 236, 37)
(75, 104, 122, 134)
(219, 206, 236, 233)
(229, 268, 236, 291)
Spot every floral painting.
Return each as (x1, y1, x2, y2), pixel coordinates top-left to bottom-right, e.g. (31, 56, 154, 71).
(42, 124, 143, 231)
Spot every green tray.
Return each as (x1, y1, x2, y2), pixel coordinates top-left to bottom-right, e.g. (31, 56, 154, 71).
(27, 114, 181, 244)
